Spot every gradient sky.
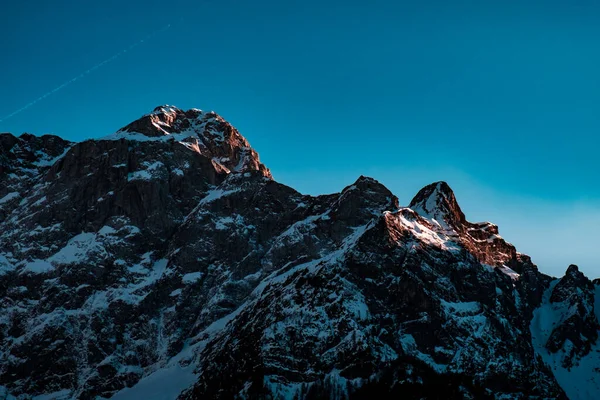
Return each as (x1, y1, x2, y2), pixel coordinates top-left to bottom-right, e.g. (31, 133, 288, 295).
(2, 0, 600, 277)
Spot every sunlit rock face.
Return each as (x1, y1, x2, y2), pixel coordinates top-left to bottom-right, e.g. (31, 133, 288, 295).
(114, 105, 272, 179)
(1, 106, 599, 399)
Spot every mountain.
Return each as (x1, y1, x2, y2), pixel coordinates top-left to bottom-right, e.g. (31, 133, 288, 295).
(1, 105, 599, 400)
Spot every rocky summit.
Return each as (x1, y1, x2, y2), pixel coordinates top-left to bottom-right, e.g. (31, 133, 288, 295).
(0, 105, 599, 400)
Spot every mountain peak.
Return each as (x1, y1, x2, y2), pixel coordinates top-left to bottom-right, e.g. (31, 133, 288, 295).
(408, 181, 466, 231)
(550, 264, 592, 304)
(151, 104, 182, 114)
(566, 264, 581, 275)
(408, 181, 523, 267)
(116, 105, 215, 138)
(3, 106, 595, 400)
(149, 105, 211, 121)
(352, 175, 382, 187)
(101, 105, 272, 178)
(340, 175, 399, 209)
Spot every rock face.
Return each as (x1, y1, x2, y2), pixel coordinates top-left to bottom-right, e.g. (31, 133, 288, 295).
(0, 132, 73, 222)
(113, 105, 271, 178)
(409, 181, 522, 269)
(0, 106, 599, 400)
(547, 265, 598, 360)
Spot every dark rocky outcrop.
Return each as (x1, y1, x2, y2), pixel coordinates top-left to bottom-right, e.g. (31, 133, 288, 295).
(0, 106, 597, 399)
(409, 181, 522, 269)
(545, 265, 599, 367)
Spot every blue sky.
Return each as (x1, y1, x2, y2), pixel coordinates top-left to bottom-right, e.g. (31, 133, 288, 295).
(2, 0, 600, 277)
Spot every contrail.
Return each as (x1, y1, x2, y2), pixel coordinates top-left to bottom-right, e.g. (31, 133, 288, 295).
(0, 23, 172, 123)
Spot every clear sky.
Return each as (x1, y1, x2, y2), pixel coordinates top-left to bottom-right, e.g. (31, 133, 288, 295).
(2, 0, 600, 278)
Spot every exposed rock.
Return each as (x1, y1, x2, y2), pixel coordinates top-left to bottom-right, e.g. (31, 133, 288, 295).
(545, 265, 599, 367)
(0, 132, 73, 222)
(0, 106, 598, 399)
(410, 181, 520, 268)
(115, 105, 271, 178)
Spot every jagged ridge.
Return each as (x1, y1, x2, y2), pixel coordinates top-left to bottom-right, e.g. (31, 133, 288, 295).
(0, 106, 599, 400)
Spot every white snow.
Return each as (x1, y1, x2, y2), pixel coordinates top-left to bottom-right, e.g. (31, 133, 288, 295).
(441, 300, 480, 314)
(0, 192, 19, 204)
(0, 386, 16, 400)
(97, 258, 170, 307)
(109, 275, 260, 400)
(32, 389, 71, 400)
(33, 147, 71, 167)
(48, 232, 105, 265)
(345, 296, 370, 320)
(32, 196, 47, 206)
(399, 333, 447, 373)
(277, 214, 323, 241)
(199, 188, 240, 205)
(410, 183, 453, 231)
(109, 363, 197, 400)
(530, 281, 600, 399)
(128, 161, 164, 181)
(98, 225, 117, 235)
(497, 265, 520, 280)
(388, 210, 461, 252)
(214, 216, 234, 230)
(100, 131, 196, 143)
(182, 272, 204, 284)
(21, 259, 54, 274)
(0, 255, 15, 276)
(152, 105, 180, 115)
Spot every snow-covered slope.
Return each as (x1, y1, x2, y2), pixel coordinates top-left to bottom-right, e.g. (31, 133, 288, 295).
(531, 266, 600, 399)
(1, 106, 598, 399)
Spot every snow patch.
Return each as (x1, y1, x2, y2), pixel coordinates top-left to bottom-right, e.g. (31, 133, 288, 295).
(109, 363, 197, 400)
(32, 147, 71, 167)
(128, 161, 164, 181)
(182, 272, 204, 284)
(0, 192, 19, 204)
(32, 389, 71, 400)
(0, 255, 15, 276)
(21, 259, 54, 274)
(530, 281, 600, 399)
(48, 232, 105, 265)
(199, 188, 241, 205)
